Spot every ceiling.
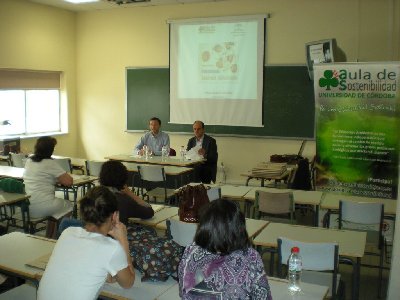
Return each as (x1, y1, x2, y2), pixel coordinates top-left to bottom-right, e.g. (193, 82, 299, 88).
(28, 0, 228, 11)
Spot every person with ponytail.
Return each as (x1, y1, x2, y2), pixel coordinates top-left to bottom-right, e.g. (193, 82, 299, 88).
(38, 186, 135, 300)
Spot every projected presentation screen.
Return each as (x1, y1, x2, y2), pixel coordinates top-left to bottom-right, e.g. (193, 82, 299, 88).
(169, 15, 266, 127)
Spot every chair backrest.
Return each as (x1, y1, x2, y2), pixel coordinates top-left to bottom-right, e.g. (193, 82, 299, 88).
(277, 237, 339, 298)
(255, 190, 294, 222)
(166, 219, 198, 247)
(278, 237, 338, 271)
(10, 153, 26, 168)
(207, 186, 221, 201)
(54, 158, 72, 173)
(85, 160, 105, 176)
(339, 200, 384, 244)
(137, 165, 166, 182)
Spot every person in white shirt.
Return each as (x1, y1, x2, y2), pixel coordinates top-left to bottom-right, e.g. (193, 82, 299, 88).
(38, 186, 135, 300)
(134, 117, 170, 156)
(23, 136, 73, 237)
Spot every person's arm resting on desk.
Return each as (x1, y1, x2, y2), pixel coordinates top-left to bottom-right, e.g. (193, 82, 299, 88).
(58, 173, 73, 187)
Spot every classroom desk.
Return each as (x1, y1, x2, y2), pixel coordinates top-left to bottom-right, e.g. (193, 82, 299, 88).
(155, 214, 269, 240)
(156, 276, 329, 300)
(106, 154, 204, 167)
(129, 206, 179, 228)
(59, 174, 98, 217)
(253, 222, 366, 300)
(0, 165, 24, 179)
(0, 191, 31, 232)
(123, 162, 193, 190)
(244, 187, 324, 224)
(0, 232, 178, 300)
(241, 169, 290, 187)
(0, 155, 10, 165)
(101, 269, 178, 300)
(320, 192, 397, 216)
(0, 232, 55, 281)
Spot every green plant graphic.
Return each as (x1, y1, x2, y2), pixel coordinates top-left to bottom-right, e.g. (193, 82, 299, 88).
(319, 70, 339, 90)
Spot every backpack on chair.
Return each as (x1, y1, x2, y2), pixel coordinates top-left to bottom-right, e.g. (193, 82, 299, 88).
(177, 184, 210, 223)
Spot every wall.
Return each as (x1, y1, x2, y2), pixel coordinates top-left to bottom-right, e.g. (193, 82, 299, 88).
(0, 0, 77, 157)
(75, 0, 400, 184)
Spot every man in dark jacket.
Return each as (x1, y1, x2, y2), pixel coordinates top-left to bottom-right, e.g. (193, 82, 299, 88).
(187, 121, 218, 184)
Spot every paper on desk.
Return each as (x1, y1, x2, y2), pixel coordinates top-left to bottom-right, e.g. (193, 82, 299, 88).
(186, 145, 203, 160)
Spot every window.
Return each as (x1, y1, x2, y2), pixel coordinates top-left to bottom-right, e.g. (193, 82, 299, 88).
(0, 69, 62, 137)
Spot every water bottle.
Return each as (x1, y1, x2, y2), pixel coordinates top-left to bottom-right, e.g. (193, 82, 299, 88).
(288, 246, 302, 293)
(161, 146, 168, 160)
(180, 146, 185, 161)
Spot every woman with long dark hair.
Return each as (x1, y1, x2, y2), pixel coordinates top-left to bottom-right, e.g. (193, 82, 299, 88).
(178, 199, 272, 299)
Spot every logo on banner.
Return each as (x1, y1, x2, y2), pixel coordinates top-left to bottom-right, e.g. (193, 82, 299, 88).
(318, 67, 398, 98)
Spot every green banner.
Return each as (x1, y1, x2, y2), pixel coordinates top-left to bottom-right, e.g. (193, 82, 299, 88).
(315, 62, 400, 199)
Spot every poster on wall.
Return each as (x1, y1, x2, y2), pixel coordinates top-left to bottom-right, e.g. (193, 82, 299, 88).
(315, 62, 400, 199)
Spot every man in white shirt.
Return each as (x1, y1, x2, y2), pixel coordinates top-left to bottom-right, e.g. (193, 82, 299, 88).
(134, 117, 170, 156)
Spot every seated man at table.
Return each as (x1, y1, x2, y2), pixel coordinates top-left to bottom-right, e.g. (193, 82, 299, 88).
(134, 117, 170, 156)
(187, 120, 218, 184)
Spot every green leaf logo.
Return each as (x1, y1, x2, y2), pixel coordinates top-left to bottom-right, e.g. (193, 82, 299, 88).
(319, 70, 339, 90)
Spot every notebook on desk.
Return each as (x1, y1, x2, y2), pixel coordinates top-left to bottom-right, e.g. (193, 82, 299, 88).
(25, 252, 51, 270)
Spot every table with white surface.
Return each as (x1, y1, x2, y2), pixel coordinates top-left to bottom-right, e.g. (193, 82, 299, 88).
(106, 154, 204, 168)
(155, 214, 269, 240)
(0, 165, 24, 179)
(157, 276, 328, 300)
(123, 162, 194, 190)
(253, 222, 366, 300)
(0, 232, 179, 300)
(129, 206, 179, 228)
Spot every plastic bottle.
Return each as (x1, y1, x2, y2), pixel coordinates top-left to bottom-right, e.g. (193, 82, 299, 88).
(161, 146, 168, 160)
(288, 246, 302, 293)
(180, 146, 185, 161)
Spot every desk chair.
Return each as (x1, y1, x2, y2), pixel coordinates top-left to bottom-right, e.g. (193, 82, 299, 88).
(53, 158, 75, 200)
(253, 190, 295, 224)
(339, 200, 385, 298)
(54, 157, 72, 173)
(166, 219, 198, 247)
(207, 186, 221, 201)
(85, 160, 105, 177)
(277, 237, 343, 299)
(9, 153, 27, 168)
(137, 165, 175, 204)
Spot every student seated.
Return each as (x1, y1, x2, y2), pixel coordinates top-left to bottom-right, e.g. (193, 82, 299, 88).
(178, 199, 272, 299)
(99, 160, 154, 224)
(23, 136, 73, 237)
(38, 186, 135, 300)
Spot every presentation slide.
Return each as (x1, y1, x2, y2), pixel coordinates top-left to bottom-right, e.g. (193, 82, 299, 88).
(170, 16, 265, 127)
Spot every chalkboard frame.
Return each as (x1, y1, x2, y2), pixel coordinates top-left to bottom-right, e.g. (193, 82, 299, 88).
(126, 65, 315, 139)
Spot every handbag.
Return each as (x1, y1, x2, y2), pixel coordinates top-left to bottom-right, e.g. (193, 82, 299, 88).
(177, 184, 210, 223)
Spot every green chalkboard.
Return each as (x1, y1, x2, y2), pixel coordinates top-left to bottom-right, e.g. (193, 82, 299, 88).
(126, 66, 315, 138)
